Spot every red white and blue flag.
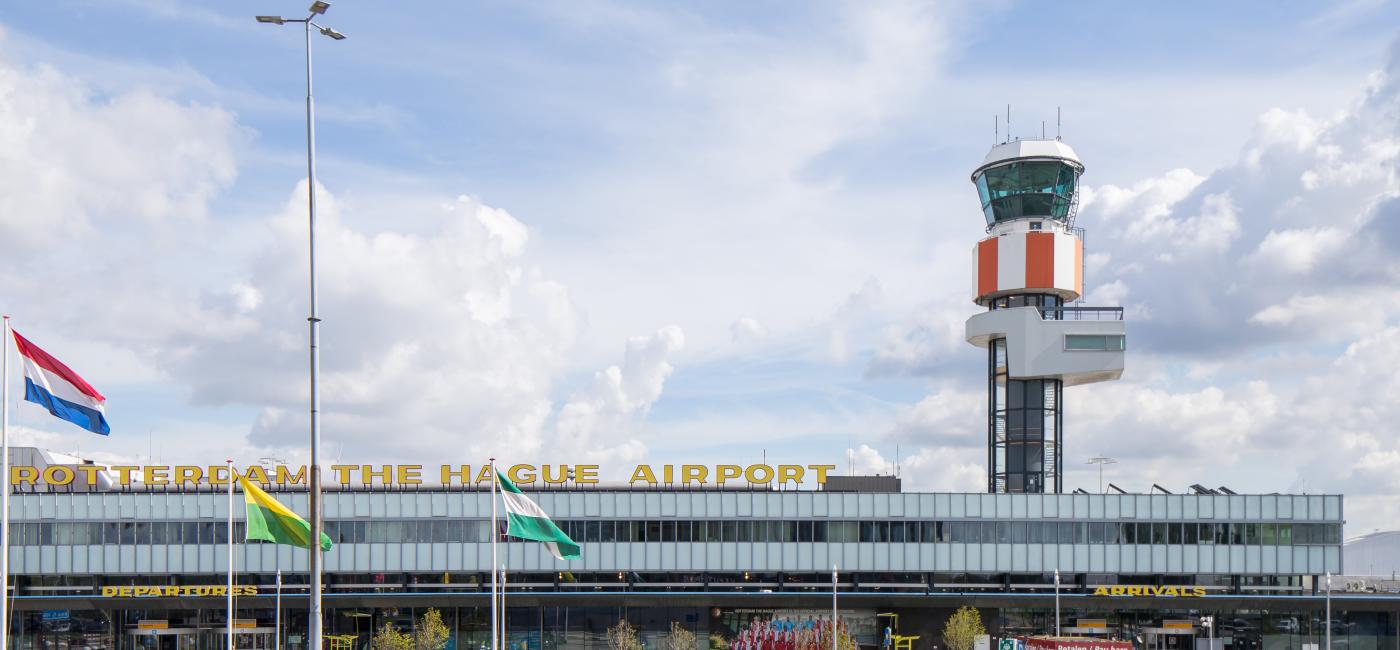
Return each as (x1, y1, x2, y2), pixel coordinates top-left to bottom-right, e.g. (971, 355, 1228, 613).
(12, 330, 110, 435)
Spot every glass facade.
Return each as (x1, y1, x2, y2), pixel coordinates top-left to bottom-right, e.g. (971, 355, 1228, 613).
(990, 294, 1064, 314)
(974, 161, 1080, 225)
(5, 489, 1345, 576)
(3, 520, 1345, 547)
(990, 337, 1062, 494)
(1065, 334, 1127, 351)
(3, 488, 1366, 650)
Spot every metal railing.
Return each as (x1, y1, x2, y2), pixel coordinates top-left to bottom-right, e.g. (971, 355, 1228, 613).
(1041, 306, 1123, 321)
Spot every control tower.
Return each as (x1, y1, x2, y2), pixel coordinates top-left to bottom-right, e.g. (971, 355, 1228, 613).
(964, 139, 1126, 494)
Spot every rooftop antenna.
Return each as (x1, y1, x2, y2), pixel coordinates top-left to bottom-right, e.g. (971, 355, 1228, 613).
(994, 114, 999, 144)
(1007, 104, 1012, 140)
(895, 444, 901, 477)
(1087, 456, 1118, 493)
(1042, 120, 1046, 139)
(1057, 106, 1062, 140)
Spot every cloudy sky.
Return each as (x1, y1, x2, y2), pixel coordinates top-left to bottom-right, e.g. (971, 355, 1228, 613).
(1, 1, 1398, 535)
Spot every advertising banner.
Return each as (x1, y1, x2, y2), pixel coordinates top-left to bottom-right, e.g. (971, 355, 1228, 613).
(1025, 637, 1132, 650)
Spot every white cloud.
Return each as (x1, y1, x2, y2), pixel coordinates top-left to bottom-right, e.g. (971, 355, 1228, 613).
(730, 317, 768, 344)
(1247, 227, 1349, 274)
(890, 386, 983, 448)
(554, 325, 687, 462)
(1080, 168, 1206, 223)
(1112, 192, 1241, 260)
(1061, 42, 1400, 359)
(826, 278, 883, 364)
(867, 297, 976, 379)
(1245, 107, 1325, 167)
(1085, 279, 1129, 306)
(0, 60, 238, 249)
(219, 188, 691, 465)
(848, 444, 982, 492)
(848, 444, 892, 476)
(0, 48, 687, 468)
(522, 1, 962, 363)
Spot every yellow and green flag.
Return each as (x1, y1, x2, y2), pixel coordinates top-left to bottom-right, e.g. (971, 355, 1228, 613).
(237, 475, 333, 551)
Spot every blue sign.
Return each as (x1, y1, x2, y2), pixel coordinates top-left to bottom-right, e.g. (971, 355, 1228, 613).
(42, 610, 70, 622)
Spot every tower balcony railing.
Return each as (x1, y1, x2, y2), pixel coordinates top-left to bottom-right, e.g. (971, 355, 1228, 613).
(1040, 306, 1123, 321)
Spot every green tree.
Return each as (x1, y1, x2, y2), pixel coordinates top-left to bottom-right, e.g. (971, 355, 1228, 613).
(661, 622, 697, 650)
(942, 606, 986, 650)
(792, 620, 857, 650)
(830, 621, 859, 650)
(372, 622, 413, 650)
(608, 620, 643, 650)
(414, 609, 451, 650)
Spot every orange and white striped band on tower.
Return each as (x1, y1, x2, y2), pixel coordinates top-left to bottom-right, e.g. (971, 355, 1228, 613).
(972, 230, 1082, 304)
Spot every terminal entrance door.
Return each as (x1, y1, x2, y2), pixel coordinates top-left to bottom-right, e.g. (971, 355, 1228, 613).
(201, 628, 278, 650)
(1143, 624, 1196, 650)
(127, 628, 199, 650)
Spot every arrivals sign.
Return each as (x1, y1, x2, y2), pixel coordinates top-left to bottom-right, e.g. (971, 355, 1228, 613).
(10, 463, 837, 489)
(1090, 585, 1207, 597)
(102, 585, 260, 598)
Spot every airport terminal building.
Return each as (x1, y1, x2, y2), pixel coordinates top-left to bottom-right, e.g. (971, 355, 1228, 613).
(6, 458, 1397, 650)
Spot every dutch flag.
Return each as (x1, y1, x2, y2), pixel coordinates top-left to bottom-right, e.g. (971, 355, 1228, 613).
(12, 330, 110, 435)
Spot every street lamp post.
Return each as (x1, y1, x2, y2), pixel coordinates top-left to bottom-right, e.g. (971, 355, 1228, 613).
(832, 564, 838, 650)
(1053, 569, 1061, 636)
(1325, 572, 1332, 650)
(254, 5, 346, 650)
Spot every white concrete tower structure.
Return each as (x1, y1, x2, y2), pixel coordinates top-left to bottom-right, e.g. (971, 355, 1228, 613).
(964, 139, 1126, 494)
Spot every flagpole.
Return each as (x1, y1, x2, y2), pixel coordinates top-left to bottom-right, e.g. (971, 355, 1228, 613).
(831, 564, 837, 650)
(490, 458, 498, 650)
(500, 564, 507, 650)
(1, 315, 11, 650)
(227, 459, 235, 650)
(275, 569, 283, 650)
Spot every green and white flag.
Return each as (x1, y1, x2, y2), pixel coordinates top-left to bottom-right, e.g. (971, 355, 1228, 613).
(498, 472, 581, 560)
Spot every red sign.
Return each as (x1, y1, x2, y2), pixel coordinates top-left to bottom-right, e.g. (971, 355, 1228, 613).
(1025, 637, 1132, 650)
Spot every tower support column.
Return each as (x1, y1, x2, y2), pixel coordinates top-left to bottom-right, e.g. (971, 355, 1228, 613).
(987, 336, 1063, 493)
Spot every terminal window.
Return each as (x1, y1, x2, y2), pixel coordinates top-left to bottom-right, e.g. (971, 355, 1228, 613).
(10, 519, 1343, 547)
